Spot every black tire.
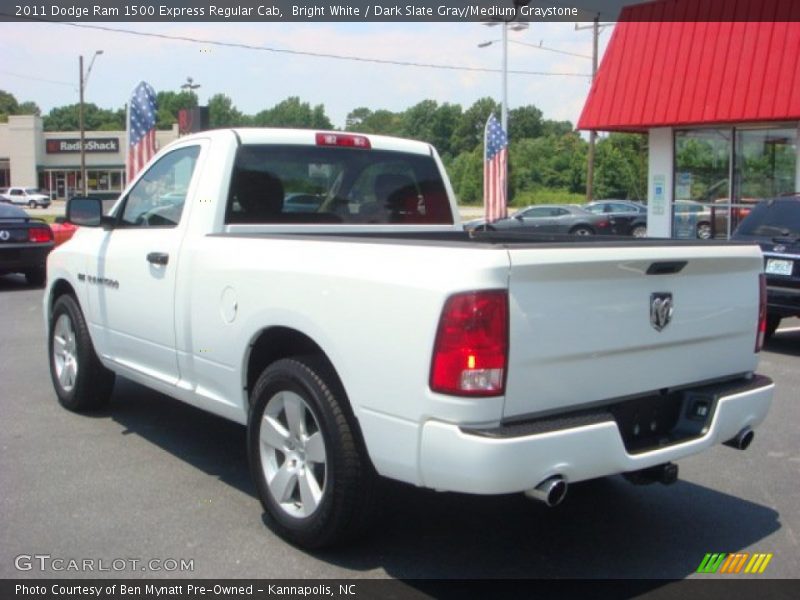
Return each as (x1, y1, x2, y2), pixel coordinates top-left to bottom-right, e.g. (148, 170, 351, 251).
(49, 294, 115, 412)
(28, 200, 37, 209)
(24, 267, 46, 287)
(765, 315, 781, 341)
(248, 357, 377, 549)
(696, 221, 712, 240)
(570, 225, 594, 236)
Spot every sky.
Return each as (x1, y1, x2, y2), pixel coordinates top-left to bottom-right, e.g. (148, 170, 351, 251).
(0, 21, 611, 130)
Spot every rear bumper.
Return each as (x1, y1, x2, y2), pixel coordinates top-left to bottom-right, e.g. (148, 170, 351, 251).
(767, 284, 800, 318)
(0, 244, 52, 274)
(419, 375, 773, 494)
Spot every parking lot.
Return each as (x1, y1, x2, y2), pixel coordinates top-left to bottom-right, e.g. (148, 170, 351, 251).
(1, 273, 798, 580)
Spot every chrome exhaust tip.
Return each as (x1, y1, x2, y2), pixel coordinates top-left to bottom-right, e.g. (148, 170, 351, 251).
(724, 427, 754, 451)
(525, 476, 568, 507)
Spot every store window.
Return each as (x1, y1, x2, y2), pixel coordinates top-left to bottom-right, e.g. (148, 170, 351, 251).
(734, 127, 798, 230)
(674, 129, 730, 239)
(675, 127, 799, 239)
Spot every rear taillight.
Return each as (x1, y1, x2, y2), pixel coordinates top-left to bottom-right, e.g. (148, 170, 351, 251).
(430, 290, 508, 396)
(28, 227, 53, 243)
(755, 273, 766, 352)
(315, 132, 371, 149)
(597, 219, 610, 228)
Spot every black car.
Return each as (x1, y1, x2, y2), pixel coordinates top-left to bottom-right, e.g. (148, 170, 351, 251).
(465, 204, 613, 236)
(0, 203, 54, 286)
(584, 200, 648, 237)
(732, 196, 800, 338)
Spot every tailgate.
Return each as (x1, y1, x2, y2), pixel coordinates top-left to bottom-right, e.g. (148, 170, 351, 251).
(503, 243, 763, 419)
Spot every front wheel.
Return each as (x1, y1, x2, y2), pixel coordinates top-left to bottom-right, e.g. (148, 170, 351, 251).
(248, 357, 377, 549)
(49, 294, 115, 411)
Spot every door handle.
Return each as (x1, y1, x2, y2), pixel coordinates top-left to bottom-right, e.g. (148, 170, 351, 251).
(146, 252, 169, 266)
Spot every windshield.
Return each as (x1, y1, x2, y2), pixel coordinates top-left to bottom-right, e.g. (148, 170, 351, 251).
(226, 145, 452, 225)
(735, 200, 800, 237)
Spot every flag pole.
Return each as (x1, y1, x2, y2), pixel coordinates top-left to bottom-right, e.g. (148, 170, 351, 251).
(483, 113, 492, 224)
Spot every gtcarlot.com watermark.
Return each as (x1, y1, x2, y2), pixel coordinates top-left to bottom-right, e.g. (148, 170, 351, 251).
(14, 554, 194, 573)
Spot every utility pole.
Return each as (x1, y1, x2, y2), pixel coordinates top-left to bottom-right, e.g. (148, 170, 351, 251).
(79, 55, 85, 196)
(79, 50, 103, 196)
(576, 16, 610, 202)
(586, 16, 599, 202)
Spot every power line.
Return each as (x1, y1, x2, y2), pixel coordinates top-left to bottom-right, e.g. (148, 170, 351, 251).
(509, 39, 592, 60)
(1, 16, 591, 78)
(0, 69, 75, 88)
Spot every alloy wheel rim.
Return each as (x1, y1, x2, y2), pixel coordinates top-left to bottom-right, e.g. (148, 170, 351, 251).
(53, 314, 78, 392)
(259, 390, 327, 518)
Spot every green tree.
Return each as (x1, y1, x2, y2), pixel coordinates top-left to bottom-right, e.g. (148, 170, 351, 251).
(253, 97, 332, 129)
(450, 97, 500, 156)
(207, 93, 246, 128)
(43, 103, 124, 131)
(17, 101, 41, 116)
(508, 105, 544, 140)
(0, 90, 19, 122)
(345, 108, 403, 136)
(155, 90, 197, 130)
(0, 90, 41, 122)
(446, 148, 483, 204)
(594, 133, 647, 200)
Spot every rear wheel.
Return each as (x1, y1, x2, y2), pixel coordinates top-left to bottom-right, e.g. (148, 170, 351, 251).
(696, 221, 712, 240)
(24, 267, 46, 287)
(28, 200, 37, 209)
(570, 226, 594, 236)
(248, 357, 377, 549)
(49, 294, 115, 411)
(765, 315, 781, 340)
(631, 224, 647, 238)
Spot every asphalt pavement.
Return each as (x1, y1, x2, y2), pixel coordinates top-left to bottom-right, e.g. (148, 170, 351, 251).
(1, 274, 798, 581)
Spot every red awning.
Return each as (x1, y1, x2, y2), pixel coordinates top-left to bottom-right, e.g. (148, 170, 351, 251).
(578, 0, 800, 132)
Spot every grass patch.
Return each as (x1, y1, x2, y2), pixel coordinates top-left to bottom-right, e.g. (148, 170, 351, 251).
(510, 189, 586, 207)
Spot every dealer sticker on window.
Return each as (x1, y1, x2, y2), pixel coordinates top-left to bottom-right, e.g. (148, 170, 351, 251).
(766, 258, 793, 276)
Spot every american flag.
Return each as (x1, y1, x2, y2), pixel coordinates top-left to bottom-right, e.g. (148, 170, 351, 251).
(126, 81, 158, 182)
(483, 113, 508, 223)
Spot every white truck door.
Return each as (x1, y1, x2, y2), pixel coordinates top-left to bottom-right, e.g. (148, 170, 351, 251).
(92, 144, 202, 385)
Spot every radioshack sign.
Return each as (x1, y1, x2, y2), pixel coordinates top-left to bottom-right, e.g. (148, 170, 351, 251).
(46, 138, 120, 154)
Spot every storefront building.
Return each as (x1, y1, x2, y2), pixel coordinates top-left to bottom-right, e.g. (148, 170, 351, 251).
(578, 0, 800, 239)
(0, 115, 179, 200)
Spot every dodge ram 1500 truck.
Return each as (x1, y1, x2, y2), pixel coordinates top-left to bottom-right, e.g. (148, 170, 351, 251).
(45, 128, 774, 548)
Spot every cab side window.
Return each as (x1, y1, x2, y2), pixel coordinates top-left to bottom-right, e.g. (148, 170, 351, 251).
(120, 146, 200, 227)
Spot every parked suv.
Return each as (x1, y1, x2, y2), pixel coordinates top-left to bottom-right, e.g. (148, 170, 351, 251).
(1, 187, 52, 208)
(732, 196, 800, 338)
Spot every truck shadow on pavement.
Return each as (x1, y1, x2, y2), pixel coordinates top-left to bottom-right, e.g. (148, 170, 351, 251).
(0, 273, 44, 293)
(107, 377, 780, 580)
(764, 329, 800, 357)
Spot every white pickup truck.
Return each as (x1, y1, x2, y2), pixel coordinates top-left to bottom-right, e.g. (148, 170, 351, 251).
(45, 128, 774, 548)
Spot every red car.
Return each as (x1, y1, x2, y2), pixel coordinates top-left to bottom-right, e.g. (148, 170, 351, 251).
(50, 217, 78, 247)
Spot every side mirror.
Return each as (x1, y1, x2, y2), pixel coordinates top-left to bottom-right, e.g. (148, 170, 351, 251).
(514, 213, 524, 221)
(67, 196, 104, 227)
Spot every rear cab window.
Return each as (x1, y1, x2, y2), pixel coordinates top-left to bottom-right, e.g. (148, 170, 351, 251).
(224, 145, 453, 226)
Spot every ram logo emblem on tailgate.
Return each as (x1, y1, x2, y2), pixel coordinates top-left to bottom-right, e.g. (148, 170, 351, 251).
(650, 292, 674, 331)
